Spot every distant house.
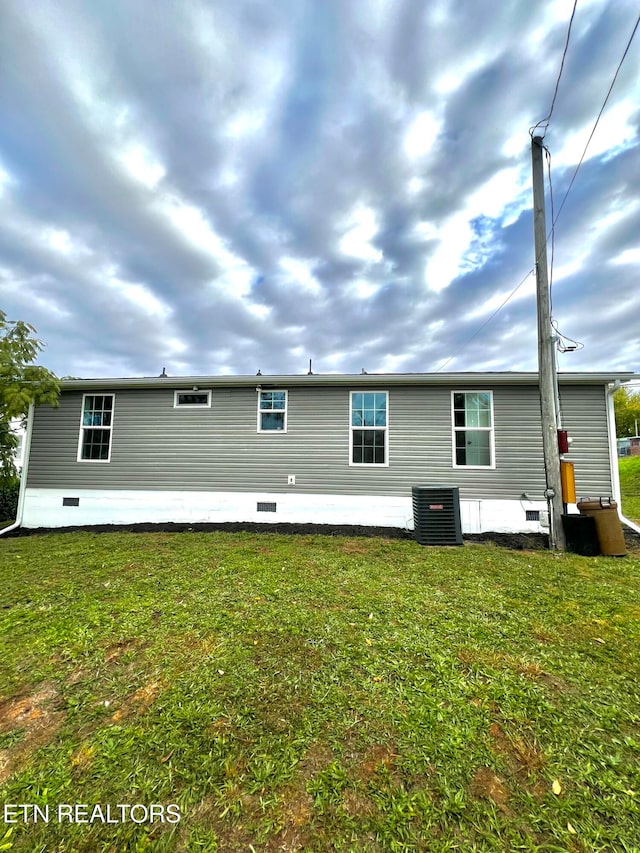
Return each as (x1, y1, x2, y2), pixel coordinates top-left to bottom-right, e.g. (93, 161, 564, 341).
(617, 436, 640, 457)
(14, 371, 638, 534)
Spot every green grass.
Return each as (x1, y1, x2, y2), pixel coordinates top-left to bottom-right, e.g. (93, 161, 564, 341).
(620, 455, 640, 522)
(1, 531, 640, 852)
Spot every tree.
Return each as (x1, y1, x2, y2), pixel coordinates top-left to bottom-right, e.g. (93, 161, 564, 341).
(613, 386, 640, 438)
(0, 310, 60, 484)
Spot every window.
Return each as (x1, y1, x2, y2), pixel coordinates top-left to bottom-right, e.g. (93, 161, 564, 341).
(452, 391, 494, 467)
(78, 394, 114, 462)
(350, 391, 388, 465)
(258, 390, 287, 432)
(174, 390, 211, 407)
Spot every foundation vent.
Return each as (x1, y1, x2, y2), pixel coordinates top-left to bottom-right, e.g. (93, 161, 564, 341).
(257, 502, 277, 513)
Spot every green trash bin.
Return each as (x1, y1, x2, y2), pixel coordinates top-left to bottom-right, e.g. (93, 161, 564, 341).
(576, 497, 626, 557)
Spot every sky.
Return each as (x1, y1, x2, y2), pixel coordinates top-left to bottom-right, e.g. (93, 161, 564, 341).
(1, 0, 639, 380)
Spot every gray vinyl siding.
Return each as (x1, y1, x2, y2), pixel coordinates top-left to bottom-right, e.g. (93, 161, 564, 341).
(558, 385, 612, 497)
(27, 384, 612, 500)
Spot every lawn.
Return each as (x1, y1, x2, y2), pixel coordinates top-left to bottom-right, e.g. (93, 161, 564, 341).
(1, 531, 639, 852)
(620, 455, 640, 524)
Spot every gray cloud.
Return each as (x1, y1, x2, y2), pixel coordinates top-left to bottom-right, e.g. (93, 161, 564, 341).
(0, 0, 638, 379)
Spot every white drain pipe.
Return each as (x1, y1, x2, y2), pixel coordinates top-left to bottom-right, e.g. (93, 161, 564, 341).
(606, 384, 640, 535)
(0, 403, 34, 537)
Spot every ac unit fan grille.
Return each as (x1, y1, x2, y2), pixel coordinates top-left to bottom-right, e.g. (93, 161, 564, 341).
(412, 486, 463, 546)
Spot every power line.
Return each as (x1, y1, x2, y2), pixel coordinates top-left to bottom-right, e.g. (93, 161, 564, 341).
(436, 9, 639, 374)
(435, 268, 535, 372)
(529, 0, 578, 139)
(530, 10, 639, 358)
(552, 10, 640, 228)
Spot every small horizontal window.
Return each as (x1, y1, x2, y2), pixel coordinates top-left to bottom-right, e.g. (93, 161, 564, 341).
(174, 390, 211, 408)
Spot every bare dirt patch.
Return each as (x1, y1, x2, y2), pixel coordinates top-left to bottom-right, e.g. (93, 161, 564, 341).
(263, 785, 315, 853)
(184, 792, 268, 853)
(110, 679, 165, 723)
(0, 684, 62, 784)
(486, 718, 548, 802)
(354, 743, 397, 783)
(341, 788, 378, 818)
(489, 722, 545, 775)
(470, 766, 510, 811)
(340, 542, 371, 555)
(104, 638, 143, 663)
(298, 742, 335, 776)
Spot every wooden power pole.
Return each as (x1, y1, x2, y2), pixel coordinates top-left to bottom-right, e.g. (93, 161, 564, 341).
(531, 135, 566, 550)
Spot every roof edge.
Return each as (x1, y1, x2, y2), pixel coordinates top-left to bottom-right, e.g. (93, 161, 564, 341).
(57, 371, 640, 391)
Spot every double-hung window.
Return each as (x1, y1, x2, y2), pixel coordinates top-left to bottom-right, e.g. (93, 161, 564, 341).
(350, 391, 388, 465)
(258, 390, 287, 432)
(452, 391, 494, 467)
(78, 394, 114, 462)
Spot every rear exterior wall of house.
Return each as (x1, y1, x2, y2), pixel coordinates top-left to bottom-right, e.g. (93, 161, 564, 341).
(22, 383, 612, 532)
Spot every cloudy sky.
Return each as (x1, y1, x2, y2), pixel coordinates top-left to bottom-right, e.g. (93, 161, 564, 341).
(1, 0, 639, 379)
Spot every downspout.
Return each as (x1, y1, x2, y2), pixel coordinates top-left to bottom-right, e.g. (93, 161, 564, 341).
(606, 383, 640, 534)
(0, 403, 34, 537)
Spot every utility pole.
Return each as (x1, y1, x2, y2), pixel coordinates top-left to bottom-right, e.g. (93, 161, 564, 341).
(531, 135, 566, 550)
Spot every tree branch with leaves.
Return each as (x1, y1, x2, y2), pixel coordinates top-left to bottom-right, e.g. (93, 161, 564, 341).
(0, 310, 60, 485)
(613, 386, 640, 438)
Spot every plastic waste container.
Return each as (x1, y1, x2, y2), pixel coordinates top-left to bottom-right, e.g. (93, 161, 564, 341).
(576, 497, 626, 557)
(561, 513, 600, 556)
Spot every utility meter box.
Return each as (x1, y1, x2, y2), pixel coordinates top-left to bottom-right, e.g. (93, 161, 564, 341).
(560, 460, 577, 504)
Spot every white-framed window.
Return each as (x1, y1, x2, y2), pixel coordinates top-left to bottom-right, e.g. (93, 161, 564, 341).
(350, 391, 388, 466)
(452, 391, 495, 468)
(174, 390, 211, 408)
(258, 390, 287, 432)
(77, 394, 115, 462)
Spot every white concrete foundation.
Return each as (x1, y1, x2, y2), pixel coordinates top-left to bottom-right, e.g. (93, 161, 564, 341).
(21, 488, 548, 535)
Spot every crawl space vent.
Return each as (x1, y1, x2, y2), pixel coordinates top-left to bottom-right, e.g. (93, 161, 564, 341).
(257, 502, 277, 513)
(62, 497, 80, 507)
(525, 510, 540, 521)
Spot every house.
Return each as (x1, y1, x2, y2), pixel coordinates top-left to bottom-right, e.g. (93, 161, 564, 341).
(617, 436, 640, 457)
(12, 371, 638, 535)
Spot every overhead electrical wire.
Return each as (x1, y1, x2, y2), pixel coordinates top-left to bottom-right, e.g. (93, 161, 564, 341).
(434, 268, 535, 372)
(436, 3, 578, 373)
(529, 0, 578, 140)
(550, 9, 640, 229)
(542, 10, 639, 352)
(552, 319, 583, 353)
(434, 8, 638, 372)
(544, 144, 585, 353)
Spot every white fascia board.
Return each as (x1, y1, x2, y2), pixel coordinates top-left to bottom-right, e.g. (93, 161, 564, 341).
(57, 372, 640, 392)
